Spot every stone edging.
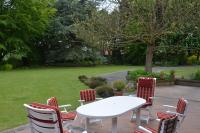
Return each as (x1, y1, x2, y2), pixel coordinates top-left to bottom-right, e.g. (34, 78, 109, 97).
(175, 79, 200, 87)
(0, 124, 29, 133)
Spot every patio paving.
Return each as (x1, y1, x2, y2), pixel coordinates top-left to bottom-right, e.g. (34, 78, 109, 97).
(1, 85, 200, 133)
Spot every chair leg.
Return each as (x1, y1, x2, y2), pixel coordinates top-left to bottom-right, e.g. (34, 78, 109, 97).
(131, 110, 136, 121)
(100, 120, 103, 127)
(149, 107, 154, 120)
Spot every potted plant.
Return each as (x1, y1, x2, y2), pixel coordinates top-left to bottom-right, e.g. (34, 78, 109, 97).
(170, 70, 176, 80)
(112, 80, 126, 96)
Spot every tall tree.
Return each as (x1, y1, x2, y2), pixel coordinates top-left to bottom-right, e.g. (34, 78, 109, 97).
(0, 0, 56, 64)
(75, 0, 200, 72)
(39, 0, 102, 65)
(123, 0, 200, 71)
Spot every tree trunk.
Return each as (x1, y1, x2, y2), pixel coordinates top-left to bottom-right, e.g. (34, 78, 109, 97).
(197, 51, 200, 61)
(145, 44, 155, 72)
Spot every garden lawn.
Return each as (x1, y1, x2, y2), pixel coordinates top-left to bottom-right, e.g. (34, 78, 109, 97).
(0, 65, 142, 131)
(163, 66, 200, 79)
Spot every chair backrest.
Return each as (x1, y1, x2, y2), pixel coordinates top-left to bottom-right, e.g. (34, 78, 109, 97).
(136, 77, 156, 105)
(176, 98, 188, 115)
(80, 89, 96, 102)
(24, 103, 64, 133)
(158, 115, 178, 133)
(47, 97, 59, 108)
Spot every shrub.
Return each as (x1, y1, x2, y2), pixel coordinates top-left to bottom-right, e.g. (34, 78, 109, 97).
(96, 85, 114, 98)
(128, 69, 154, 81)
(170, 70, 175, 80)
(193, 70, 200, 80)
(187, 55, 198, 65)
(113, 80, 126, 91)
(79, 76, 107, 89)
(78, 75, 88, 83)
(127, 69, 173, 81)
(159, 71, 165, 80)
(0, 64, 13, 71)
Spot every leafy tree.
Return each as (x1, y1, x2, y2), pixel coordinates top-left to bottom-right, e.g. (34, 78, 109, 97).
(123, 0, 200, 71)
(39, 0, 102, 65)
(0, 0, 56, 65)
(75, 0, 200, 72)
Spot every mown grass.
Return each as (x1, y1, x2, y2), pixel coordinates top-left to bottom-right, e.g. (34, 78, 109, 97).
(163, 66, 200, 79)
(0, 65, 142, 131)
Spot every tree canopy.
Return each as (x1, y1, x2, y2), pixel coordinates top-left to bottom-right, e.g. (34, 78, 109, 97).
(75, 0, 200, 71)
(0, 0, 56, 64)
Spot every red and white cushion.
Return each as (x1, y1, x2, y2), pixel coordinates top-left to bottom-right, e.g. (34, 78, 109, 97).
(137, 77, 155, 106)
(47, 97, 77, 120)
(30, 102, 65, 133)
(157, 98, 187, 120)
(176, 98, 186, 114)
(157, 112, 176, 119)
(134, 116, 178, 133)
(80, 89, 96, 102)
(61, 111, 77, 120)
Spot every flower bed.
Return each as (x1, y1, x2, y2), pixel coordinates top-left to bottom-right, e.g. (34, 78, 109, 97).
(126, 69, 175, 86)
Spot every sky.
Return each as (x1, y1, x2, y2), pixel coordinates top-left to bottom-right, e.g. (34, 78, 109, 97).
(98, 0, 118, 13)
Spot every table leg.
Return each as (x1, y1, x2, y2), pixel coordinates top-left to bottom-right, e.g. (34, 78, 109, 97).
(136, 108, 141, 129)
(85, 118, 89, 131)
(112, 117, 117, 133)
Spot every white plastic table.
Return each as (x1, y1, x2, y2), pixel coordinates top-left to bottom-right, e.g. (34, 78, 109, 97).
(76, 96, 146, 133)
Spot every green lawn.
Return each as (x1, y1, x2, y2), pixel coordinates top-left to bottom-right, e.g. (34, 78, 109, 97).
(163, 66, 200, 79)
(0, 65, 142, 131)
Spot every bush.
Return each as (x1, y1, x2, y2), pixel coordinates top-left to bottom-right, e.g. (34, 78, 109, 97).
(187, 55, 198, 65)
(193, 70, 200, 80)
(159, 71, 165, 80)
(170, 70, 175, 80)
(127, 69, 172, 81)
(113, 80, 126, 91)
(78, 76, 107, 89)
(78, 75, 88, 83)
(0, 64, 13, 71)
(96, 85, 114, 98)
(128, 69, 152, 81)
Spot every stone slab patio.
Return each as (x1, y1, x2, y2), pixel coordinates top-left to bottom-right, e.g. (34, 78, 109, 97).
(1, 85, 200, 133)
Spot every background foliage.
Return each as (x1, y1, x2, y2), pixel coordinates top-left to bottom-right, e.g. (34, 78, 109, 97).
(0, 0, 56, 67)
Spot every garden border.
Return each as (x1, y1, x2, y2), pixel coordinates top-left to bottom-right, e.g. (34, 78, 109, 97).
(175, 79, 200, 87)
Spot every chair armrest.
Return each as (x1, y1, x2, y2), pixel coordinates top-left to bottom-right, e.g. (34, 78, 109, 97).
(149, 96, 157, 100)
(163, 105, 176, 111)
(166, 111, 184, 117)
(138, 126, 153, 133)
(163, 105, 176, 109)
(78, 100, 85, 106)
(156, 118, 161, 122)
(95, 98, 103, 100)
(59, 104, 72, 112)
(59, 104, 71, 108)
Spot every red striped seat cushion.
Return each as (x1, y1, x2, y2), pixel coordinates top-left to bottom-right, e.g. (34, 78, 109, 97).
(157, 112, 176, 119)
(47, 97, 59, 108)
(61, 111, 77, 120)
(176, 98, 186, 114)
(80, 89, 96, 102)
(137, 77, 155, 105)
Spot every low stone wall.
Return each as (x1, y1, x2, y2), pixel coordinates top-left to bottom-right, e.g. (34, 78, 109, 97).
(156, 80, 175, 86)
(175, 79, 200, 87)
